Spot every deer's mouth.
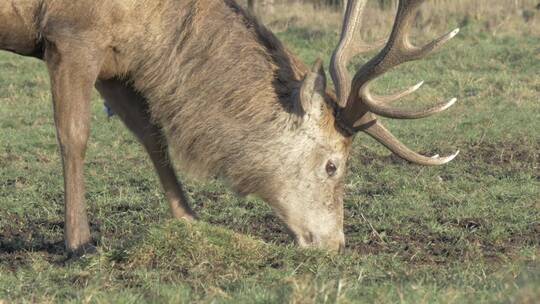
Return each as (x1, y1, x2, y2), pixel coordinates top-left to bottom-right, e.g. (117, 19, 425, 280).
(293, 228, 345, 252)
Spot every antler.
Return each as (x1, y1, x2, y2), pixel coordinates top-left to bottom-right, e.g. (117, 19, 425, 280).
(331, 0, 459, 166)
(330, 0, 382, 107)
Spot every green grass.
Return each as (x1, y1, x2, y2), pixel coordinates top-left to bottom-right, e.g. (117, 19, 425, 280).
(1, 21, 539, 303)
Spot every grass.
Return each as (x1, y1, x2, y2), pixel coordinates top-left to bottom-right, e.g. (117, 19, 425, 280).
(1, 2, 539, 303)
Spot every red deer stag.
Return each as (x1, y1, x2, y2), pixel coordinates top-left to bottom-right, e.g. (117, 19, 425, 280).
(0, 0, 459, 254)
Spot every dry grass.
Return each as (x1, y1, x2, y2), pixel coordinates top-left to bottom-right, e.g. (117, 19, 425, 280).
(252, 0, 540, 39)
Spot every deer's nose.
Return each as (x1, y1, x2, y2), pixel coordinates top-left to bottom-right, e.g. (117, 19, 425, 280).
(294, 227, 345, 252)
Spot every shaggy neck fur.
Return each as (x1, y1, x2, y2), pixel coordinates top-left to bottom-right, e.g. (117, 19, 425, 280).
(119, 0, 320, 194)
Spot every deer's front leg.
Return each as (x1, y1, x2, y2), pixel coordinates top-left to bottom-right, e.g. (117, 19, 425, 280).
(46, 43, 102, 254)
(95, 80, 197, 220)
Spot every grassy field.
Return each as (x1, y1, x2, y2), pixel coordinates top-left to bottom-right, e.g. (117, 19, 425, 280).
(1, 1, 539, 303)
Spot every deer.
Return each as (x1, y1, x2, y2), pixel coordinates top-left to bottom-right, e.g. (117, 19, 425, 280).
(0, 0, 460, 255)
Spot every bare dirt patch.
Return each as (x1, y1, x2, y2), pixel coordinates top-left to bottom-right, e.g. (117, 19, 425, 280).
(345, 219, 539, 265)
(463, 141, 539, 167)
(0, 214, 104, 267)
(351, 139, 538, 168)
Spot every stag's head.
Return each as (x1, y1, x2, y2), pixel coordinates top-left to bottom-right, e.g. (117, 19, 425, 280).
(263, 0, 459, 251)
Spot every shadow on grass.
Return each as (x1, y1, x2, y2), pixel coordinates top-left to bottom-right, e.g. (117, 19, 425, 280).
(0, 216, 104, 267)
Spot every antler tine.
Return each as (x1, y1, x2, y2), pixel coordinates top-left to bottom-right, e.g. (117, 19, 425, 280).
(342, 0, 459, 120)
(355, 26, 459, 119)
(364, 121, 460, 166)
(330, 0, 378, 108)
(363, 84, 457, 119)
(378, 80, 425, 103)
(332, 0, 460, 166)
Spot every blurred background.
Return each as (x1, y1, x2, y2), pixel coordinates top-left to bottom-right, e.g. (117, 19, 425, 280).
(240, 0, 539, 38)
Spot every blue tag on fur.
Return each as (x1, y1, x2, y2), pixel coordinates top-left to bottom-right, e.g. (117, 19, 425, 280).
(104, 103, 115, 118)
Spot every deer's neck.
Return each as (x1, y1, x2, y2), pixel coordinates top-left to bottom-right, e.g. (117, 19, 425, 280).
(0, 0, 43, 57)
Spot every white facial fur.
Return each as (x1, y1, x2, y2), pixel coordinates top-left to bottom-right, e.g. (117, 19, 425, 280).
(261, 67, 351, 251)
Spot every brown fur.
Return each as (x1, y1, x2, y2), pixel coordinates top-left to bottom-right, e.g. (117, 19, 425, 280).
(1, 0, 352, 253)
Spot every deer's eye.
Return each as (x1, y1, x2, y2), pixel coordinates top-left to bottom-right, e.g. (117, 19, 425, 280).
(325, 161, 337, 177)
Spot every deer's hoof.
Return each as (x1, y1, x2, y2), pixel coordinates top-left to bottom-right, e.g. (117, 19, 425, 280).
(66, 241, 97, 259)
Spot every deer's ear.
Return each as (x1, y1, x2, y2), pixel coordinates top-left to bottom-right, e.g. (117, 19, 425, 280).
(299, 59, 327, 117)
